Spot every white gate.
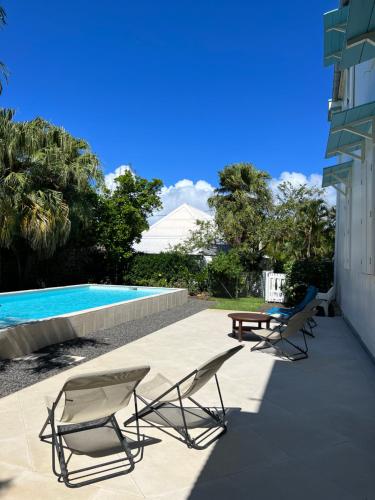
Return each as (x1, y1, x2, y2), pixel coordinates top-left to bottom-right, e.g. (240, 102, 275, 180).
(263, 271, 286, 303)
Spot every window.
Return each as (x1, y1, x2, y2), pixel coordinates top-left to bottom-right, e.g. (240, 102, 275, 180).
(343, 187, 351, 270)
(361, 153, 375, 274)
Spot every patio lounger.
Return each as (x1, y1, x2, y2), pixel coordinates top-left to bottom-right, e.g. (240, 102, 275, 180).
(316, 286, 335, 316)
(251, 310, 316, 361)
(124, 345, 244, 450)
(274, 298, 322, 337)
(266, 285, 318, 320)
(303, 298, 322, 333)
(39, 366, 150, 488)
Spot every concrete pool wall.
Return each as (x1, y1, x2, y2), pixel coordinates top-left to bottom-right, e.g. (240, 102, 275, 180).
(0, 285, 188, 359)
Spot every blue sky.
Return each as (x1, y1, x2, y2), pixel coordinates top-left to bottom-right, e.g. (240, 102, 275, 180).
(1, 0, 338, 213)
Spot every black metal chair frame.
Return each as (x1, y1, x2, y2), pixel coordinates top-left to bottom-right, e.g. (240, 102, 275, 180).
(39, 390, 142, 488)
(251, 323, 309, 361)
(275, 314, 316, 338)
(124, 371, 227, 450)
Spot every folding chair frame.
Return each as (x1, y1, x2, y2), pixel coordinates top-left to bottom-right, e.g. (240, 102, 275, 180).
(124, 372, 227, 450)
(39, 390, 142, 488)
(251, 323, 309, 361)
(272, 310, 318, 339)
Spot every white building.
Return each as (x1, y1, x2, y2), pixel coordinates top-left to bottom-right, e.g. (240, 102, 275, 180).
(323, 0, 375, 355)
(133, 203, 213, 254)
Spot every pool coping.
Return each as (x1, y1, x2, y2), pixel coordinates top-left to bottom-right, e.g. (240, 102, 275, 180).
(0, 284, 188, 359)
(0, 283, 181, 325)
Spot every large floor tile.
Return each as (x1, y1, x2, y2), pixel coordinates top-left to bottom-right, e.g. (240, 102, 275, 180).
(0, 312, 374, 498)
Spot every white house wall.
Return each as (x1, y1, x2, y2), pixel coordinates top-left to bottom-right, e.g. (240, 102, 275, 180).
(133, 203, 213, 254)
(354, 60, 375, 105)
(335, 60, 375, 356)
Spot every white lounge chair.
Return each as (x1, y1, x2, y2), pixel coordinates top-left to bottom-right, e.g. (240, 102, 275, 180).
(251, 309, 316, 360)
(124, 345, 244, 450)
(39, 366, 150, 488)
(316, 286, 335, 316)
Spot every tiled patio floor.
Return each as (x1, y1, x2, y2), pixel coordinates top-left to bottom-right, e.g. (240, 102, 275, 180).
(1, 309, 375, 499)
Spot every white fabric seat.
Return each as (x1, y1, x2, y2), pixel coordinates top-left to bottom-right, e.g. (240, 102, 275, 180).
(61, 422, 129, 458)
(125, 345, 244, 450)
(39, 365, 150, 487)
(250, 310, 315, 360)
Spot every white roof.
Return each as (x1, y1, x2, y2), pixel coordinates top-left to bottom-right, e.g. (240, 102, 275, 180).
(133, 203, 213, 254)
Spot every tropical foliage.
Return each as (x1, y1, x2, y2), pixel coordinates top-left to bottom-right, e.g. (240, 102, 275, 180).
(0, 106, 336, 296)
(172, 219, 222, 255)
(283, 258, 334, 305)
(207, 250, 245, 298)
(266, 182, 335, 263)
(125, 252, 207, 293)
(0, 6, 8, 94)
(0, 109, 102, 284)
(97, 170, 163, 281)
(174, 164, 336, 298)
(208, 163, 272, 267)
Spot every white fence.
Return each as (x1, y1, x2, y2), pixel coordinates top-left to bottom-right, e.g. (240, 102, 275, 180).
(263, 271, 286, 303)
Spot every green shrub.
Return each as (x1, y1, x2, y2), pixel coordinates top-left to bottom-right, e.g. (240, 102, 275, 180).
(124, 252, 208, 294)
(37, 247, 108, 287)
(208, 250, 245, 298)
(283, 258, 334, 305)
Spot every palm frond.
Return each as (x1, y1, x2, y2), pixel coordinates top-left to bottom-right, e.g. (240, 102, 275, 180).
(0, 6, 6, 25)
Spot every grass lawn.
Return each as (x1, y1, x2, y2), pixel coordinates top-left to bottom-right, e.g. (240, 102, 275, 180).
(209, 296, 265, 311)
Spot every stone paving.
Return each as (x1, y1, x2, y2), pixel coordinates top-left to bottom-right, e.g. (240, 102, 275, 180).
(0, 309, 374, 499)
(0, 298, 210, 397)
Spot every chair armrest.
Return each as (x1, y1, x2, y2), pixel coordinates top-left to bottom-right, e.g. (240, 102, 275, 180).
(316, 287, 335, 301)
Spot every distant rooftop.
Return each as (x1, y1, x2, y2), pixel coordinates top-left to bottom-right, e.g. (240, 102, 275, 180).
(133, 203, 213, 254)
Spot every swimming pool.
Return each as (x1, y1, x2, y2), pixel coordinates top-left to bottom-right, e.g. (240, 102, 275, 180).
(0, 284, 187, 359)
(0, 284, 171, 328)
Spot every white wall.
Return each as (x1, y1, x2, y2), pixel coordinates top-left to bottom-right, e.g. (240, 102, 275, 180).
(354, 59, 375, 105)
(335, 59, 375, 356)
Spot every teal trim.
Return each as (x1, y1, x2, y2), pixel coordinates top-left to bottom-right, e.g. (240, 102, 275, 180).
(323, 1, 375, 69)
(328, 99, 343, 122)
(341, 0, 375, 69)
(326, 101, 375, 158)
(322, 161, 353, 188)
(324, 7, 349, 67)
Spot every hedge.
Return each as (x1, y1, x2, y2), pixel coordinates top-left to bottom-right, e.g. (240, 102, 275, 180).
(124, 252, 208, 294)
(283, 258, 334, 305)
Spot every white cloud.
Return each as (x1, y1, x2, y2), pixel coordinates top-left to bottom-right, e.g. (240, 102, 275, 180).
(104, 164, 133, 190)
(152, 171, 336, 221)
(269, 171, 336, 206)
(103, 165, 336, 225)
(159, 179, 215, 214)
(149, 179, 215, 223)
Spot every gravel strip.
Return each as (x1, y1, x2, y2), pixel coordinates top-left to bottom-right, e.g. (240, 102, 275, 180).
(0, 298, 211, 398)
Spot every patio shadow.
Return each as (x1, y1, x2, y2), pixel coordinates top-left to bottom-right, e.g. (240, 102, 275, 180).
(187, 340, 375, 500)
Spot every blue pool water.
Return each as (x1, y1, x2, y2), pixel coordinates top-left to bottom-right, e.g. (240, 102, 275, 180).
(0, 285, 169, 328)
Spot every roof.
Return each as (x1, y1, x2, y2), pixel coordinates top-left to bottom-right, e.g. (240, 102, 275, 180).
(322, 160, 352, 195)
(326, 100, 375, 160)
(133, 203, 214, 254)
(323, 1, 375, 69)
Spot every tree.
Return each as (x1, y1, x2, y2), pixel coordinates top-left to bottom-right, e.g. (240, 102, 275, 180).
(97, 170, 163, 281)
(0, 6, 8, 94)
(172, 219, 223, 255)
(0, 109, 102, 285)
(208, 163, 272, 267)
(266, 182, 335, 264)
(208, 250, 245, 298)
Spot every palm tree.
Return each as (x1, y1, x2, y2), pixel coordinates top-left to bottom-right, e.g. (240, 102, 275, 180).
(0, 109, 103, 284)
(208, 163, 272, 265)
(0, 6, 8, 94)
(267, 182, 335, 262)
